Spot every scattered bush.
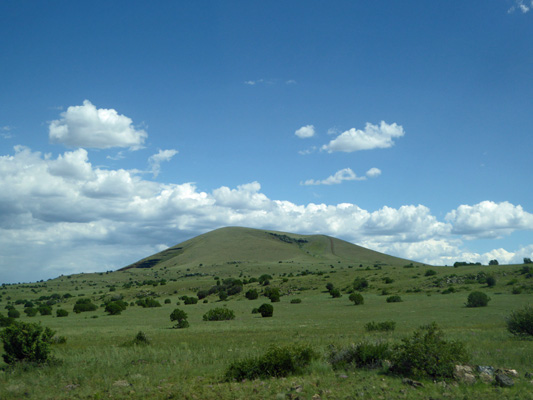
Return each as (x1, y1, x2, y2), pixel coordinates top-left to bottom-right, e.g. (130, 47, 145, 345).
(353, 277, 369, 291)
(136, 298, 162, 308)
(0, 321, 57, 365)
(349, 292, 364, 305)
(224, 344, 317, 381)
(251, 308, 259, 314)
(328, 341, 391, 370)
(38, 305, 52, 316)
(506, 305, 533, 337)
(386, 295, 402, 303)
(329, 288, 341, 298)
(7, 308, 20, 319)
(73, 298, 98, 313)
(383, 277, 394, 284)
(390, 322, 469, 379)
(105, 301, 127, 315)
(133, 330, 150, 345)
(290, 298, 302, 304)
(365, 320, 396, 332)
(182, 296, 199, 305)
(486, 276, 496, 287)
(164, 298, 171, 304)
(245, 289, 259, 300)
(466, 291, 490, 307)
(264, 287, 280, 302)
(258, 303, 273, 317)
(170, 308, 189, 328)
(56, 309, 69, 317)
(441, 286, 456, 294)
(425, 269, 437, 276)
(24, 307, 38, 317)
(203, 307, 235, 321)
(512, 286, 523, 294)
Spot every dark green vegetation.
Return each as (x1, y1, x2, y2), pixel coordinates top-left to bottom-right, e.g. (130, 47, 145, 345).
(466, 291, 491, 307)
(0, 226, 532, 399)
(0, 321, 56, 365)
(506, 305, 533, 337)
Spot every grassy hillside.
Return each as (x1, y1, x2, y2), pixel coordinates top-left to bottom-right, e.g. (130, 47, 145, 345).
(1, 227, 532, 399)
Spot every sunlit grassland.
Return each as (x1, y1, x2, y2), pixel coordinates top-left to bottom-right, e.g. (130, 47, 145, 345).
(1, 261, 533, 399)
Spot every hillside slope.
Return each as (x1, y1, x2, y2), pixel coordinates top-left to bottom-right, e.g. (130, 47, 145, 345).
(120, 226, 420, 272)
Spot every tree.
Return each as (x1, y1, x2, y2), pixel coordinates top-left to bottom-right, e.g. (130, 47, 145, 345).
(245, 289, 259, 300)
(524, 257, 532, 264)
(349, 293, 364, 305)
(353, 277, 369, 291)
(466, 291, 490, 307)
(488, 259, 499, 265)
(258, 303, 274, 317)
(0, 321, 56, 364)
(7, 308, 20, 319)
(486, 276, 496, 287)
(170, 308, 189, 328)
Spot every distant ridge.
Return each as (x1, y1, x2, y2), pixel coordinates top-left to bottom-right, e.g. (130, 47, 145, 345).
(119, 226, 420, 271)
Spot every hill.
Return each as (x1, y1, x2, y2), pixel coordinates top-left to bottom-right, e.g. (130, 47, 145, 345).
(119, 226, 422, 273)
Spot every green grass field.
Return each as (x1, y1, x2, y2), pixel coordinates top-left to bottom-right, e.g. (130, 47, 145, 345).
(1, 228, 533, 399)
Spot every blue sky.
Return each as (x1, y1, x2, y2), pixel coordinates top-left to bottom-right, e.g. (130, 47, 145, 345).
(1, 1, 532, 283)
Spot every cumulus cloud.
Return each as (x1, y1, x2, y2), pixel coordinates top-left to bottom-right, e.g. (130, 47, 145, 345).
(322, 121, 405, 153)
(1, 126, 13, 139)
(366, 167, 381, 178)
(0, 146, 532, 282)
(49, 100, 147, 150)
(508, 0, 533, 13)
(148, 149, 178, 178)
(302, 168, 366, 185)
(446, 201, 533, 238)
(295, 125, 315, 139)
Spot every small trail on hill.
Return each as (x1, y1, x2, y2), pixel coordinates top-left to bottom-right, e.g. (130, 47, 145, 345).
(329, 237, 336, 256)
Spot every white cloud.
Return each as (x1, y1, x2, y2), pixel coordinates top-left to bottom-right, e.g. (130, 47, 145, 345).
(0, 146, 532, 282)
(298, 146, 317, 155)
(508, 0, 533, 13)
(286, 80, 297, 85)
(1, 126, 13, 139)
(295, 125, 315, 139)
(148, 149, 179, 178)
(302, 168, 366, 186)
(366, 167, 381, 178)
(322, 121, 405, 153)
(49, 100, 147, 150)
(445, 201, 533, 238)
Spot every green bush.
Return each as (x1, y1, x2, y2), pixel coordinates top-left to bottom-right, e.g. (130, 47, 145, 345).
(390, 323, 469, 379)
(353, 277, 369, 291)
(105, 301, 126, 315)
(506, 305, 533, 337)
(486, 276, 496, 287)
(170, 308, 189, 328)
(0, 313, 14, 327)
(466, 291, 490, 307)
(0, 321, 57, 365)
(182, 296, 199, 305)
(349, 292, 364, 305)
(38, 305, 52, 316)
(224, 344, 317, 381)
(245, 289, 259, 300)
(425, 269, 437, 276)
(203, 307, 235, 321)
(290, 298, 302, 304)
(8, 308, 20, 319)
(73, 298, 98, 313)
(56, 309, 69, 317)
(365, 320, 396, 332)
(24, 307, 37, 317)
(328, 341, 391, 370)
(386, 295, 402, 303)
(258, 303, 273, 317)
(132, 331, 150, 345)
(136, 298, 162, 308)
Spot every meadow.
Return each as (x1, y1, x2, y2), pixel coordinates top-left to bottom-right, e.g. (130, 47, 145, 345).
(1, 230, 533, 399)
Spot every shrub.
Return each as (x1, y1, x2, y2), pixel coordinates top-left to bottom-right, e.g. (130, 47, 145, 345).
(24, 307, 38, 317)
(136, 298, 162, 308)
(290, 298, 302, 304)
(56, 309, 69, 317)
(245, 289, 259, 300)
(258, 303, 273, 317)
(486, 276, 496, 287)
(0, 321, 56, 365)
(383, 277, 394, 284)
(73, 298, 97, 313)
(170, 308, 189, 328)
(0, 313, 14, 327)
(164, 298, 171, 304)
(7, 308, 20, 319)
(328, 341, 391, 370)
(224, 344, 317, 381)
(390, 322, 469, 379)
(264, 287, 280, 302)
(506, 305, 533, 337)
(441, 286, 456, 294)
(132, 331, 151, 345)
(353, 277, 369, 291)
(386, 295, 402, 303)
(466, 291, 490, 307)
(105, 301, 126, 315)
(182, 296, 198, 305)
(329, 288, 341, 298)
(203, 307, 235, 321)
(425, 269, 437, 276)
(218, 291, 228, 301)
(365, 320, 396, 332)
(349, 293, 364, 305)
(512, 286, 523, 294)
(251, 308, 259, 314)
